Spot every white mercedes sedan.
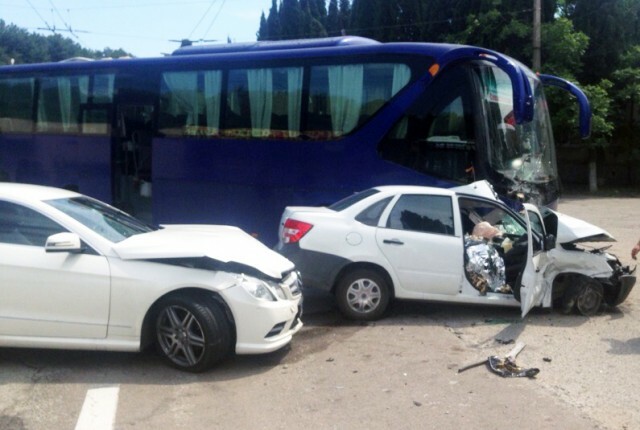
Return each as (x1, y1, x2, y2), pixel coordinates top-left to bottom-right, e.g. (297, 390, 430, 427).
(0, 183, 303, 372)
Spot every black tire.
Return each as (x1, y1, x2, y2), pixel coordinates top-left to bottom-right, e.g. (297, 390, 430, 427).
(335, 269, 390, 321)
(575, 278, 604, 317)
(155, 294, 233, 372)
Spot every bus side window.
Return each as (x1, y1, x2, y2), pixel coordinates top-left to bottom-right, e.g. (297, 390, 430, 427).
(0, 77, 35, 134)
(306, 63, 410, 140)
(36, 75, 90, 134)
(80, 74, 115, 135)
(159, 70, 222, 137)
(221, 67, 306, 139)
(378, 65, 477, 183)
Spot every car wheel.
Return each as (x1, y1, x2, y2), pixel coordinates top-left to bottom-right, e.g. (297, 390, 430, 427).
(155, 295, 232, 372)
(336, 269, 390, 321)
(575, 278, 603, 317)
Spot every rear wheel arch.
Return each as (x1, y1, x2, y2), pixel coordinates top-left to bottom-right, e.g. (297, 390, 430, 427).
(332, 262, 395, 299)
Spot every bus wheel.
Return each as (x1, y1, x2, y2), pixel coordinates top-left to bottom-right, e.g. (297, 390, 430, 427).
(336, 269, 390, 321)
(155, 295, 232, 372)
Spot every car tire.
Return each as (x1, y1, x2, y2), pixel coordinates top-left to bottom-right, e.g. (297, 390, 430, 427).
(155, 294, 233, 372)
(336, 269, 390, 321)
(575, 278, 603, 317)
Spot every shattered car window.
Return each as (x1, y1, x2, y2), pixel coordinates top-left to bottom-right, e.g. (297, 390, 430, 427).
(458, 198, 526, 238)
(525, 210, 545, 236)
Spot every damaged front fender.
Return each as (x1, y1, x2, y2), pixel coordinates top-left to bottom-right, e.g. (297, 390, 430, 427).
(545, 247, 636, 313)
(604, 274, 636, 307)
(600, 255, 636, 307)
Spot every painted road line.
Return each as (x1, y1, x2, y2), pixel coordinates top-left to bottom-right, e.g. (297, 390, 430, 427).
(75, 386, 120, 430)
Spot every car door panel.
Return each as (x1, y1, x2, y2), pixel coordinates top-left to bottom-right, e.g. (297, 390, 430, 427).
(518, 208, 547, 317)
(376, 230, 462, 296)
(0, 243, 110, 338)
(376, 194, 462, 297)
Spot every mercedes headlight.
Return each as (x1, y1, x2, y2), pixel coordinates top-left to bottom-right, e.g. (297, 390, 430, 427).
(239, 275, 279, 301)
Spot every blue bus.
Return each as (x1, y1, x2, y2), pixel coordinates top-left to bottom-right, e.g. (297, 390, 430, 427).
(0, 36, 590, 244)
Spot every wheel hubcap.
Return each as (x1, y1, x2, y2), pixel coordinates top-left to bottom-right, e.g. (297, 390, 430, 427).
(346, 279, 381, 313)
(577, 285, 601, 313)
(157, 305, 206, 367)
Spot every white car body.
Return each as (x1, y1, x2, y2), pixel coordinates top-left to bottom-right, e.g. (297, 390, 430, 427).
(276, 181, 635, 320)
(0, 183, 303, 371)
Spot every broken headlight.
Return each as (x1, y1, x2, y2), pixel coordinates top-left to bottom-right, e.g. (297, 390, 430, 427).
(238, 275, 286, 301)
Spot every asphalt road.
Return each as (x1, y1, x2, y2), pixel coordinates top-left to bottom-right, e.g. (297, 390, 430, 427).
(0, 194, 638, 429)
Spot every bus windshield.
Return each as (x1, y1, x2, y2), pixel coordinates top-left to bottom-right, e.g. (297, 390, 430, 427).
(478, 65, 557, 185)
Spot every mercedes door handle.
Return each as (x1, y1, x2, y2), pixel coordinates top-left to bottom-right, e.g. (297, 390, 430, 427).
(383, 239, 404, 245)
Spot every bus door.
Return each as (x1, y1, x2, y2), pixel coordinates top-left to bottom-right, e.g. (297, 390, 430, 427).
(112, 73, 157, 224)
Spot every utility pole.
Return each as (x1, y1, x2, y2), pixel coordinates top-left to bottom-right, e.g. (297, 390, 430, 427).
(533, 0, 541, 71)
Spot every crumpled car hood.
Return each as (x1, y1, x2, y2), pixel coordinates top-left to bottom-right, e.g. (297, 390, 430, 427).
(553, 210, 615, 244)
(112, 225, 295, 279)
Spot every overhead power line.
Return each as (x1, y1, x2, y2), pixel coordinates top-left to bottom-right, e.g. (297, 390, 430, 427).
(188, 0, 221, 39)
(25, 0, 52, 32)
(201, 0, 227, 41)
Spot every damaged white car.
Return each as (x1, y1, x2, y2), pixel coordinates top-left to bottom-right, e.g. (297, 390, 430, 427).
(0, 183, 303, 372)
(276, 181, 635, 320)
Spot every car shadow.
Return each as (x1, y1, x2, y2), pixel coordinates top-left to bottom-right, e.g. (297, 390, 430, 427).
(0, 292, 630, 383)
(603, 337, 640, 355)
(300, 287, 631, 328)
(295, 289, 633, 351)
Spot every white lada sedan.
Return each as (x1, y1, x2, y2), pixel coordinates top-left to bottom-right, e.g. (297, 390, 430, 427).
(0, 183, 302, 372)
(276, 181, 635, 321)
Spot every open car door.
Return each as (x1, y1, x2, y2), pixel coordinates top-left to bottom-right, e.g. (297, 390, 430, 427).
(518, 205, 547, 317)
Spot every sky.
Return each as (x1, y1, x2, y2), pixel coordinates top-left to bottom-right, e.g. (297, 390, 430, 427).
(1, 0, 273, 57)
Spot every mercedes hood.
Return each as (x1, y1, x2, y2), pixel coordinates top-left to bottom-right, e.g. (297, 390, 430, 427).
(112, 225, 295, 279)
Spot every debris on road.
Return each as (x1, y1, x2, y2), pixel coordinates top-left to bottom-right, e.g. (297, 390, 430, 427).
(488, 355, 540, 378)
(458, 341, 538, 378)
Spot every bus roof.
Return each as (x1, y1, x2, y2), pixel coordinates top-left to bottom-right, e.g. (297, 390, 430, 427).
(0, 39, 471, 74)
(171, 36, 380, 56)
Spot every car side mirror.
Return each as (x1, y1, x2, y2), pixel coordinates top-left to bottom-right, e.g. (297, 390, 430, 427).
(544, 234, 556, 251)
(45, 232, 84, 253)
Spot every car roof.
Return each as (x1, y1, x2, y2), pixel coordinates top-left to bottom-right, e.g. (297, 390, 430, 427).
(0, 183, 81, 203)
(372, 185, 455, 196)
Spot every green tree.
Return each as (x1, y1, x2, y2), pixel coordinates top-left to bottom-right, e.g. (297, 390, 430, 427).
(266, 0, 281, 40)
(566, 0, 639, 84)
(611, 46, 640, 161)
(448, 6, 532, 62)
(338, 0, 351, 33)
(583, 81, 615, 190)
(0, 19, 130, 64)
(301, 0, 328, 38)
(395, 0, 423, 41)
(258, 11, 269, 40)
(541, 16, 590, 154)
(540, 17, 588, 78)
(327, 0, 341, 35)
(350, 0, 382, 38)
(280, 0, 305, 39)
